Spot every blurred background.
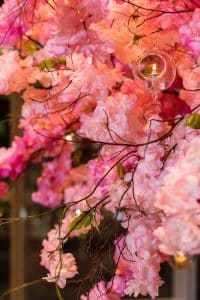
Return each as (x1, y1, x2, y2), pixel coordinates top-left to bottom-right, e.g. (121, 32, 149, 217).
(0, 95, 199, 300)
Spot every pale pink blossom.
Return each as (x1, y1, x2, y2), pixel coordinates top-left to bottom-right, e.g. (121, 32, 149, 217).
(179, 9, 200, 57)
(0, 137, 28, 180)
(0, 51, 27, 94)
(155, 136, 200, 214)
(155, 210, 200, 255)
(0, 0, 200, 298)
(44, 252, 78, 288)
(114, 217, 163, 299)
(32, 142, 72, 207)
(81, 281, 120, 300)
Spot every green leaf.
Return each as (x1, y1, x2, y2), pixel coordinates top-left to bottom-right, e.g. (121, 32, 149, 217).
(32, 80, 51, 90)
(186, 114, 200, 129)
(79, 233, 88, 240)
(57, 57, 66, 64)
(69, 212, 93, 231)
(25, 41, 39, 55)
(117, 162, 126, 180)
(39, 59, 56, 70)
(39, 57, 66, 70)
(33, 80, 45, 89)
(132, 34, 145, 44)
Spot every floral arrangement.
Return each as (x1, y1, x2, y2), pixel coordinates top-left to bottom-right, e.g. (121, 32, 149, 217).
(0, 0, 200, 299)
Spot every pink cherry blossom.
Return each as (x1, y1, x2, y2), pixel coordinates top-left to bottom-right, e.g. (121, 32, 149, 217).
(114, 217, 164, 299)
(44, 252, 78, 288)
(155, 136, 200, 214)
(0, 0, 199, 298)
(155, 210, 200, 255)
(32, 141, 72, 207)
(81, 281, 121, 300)
(0, 0, 45, 46)
(179, 8, 200, 57)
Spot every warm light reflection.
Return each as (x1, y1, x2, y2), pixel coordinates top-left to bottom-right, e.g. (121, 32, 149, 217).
(144, 62, 160, 78)
(138, 53, 166, 80)
(75, 209, 81, 216)
(175, 251, 188, 264)
(169, 251, 192, 269)
(151, 63, 158, 75)
(65, 133, 74, 141)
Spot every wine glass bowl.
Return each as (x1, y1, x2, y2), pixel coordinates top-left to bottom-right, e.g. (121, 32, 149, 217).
(134, 51, 176, 92)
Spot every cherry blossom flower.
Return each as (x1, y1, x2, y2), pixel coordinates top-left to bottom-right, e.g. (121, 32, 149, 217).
(44, 252, 78, 288)
(0, 0, 199, 298)
(179, 9, 200, 57)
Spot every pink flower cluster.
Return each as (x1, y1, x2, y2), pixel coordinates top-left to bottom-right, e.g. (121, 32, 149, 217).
(32, 141, 72, 207)
(81, 281, 121, 300)
(0, 0, 199, 298)
(113, 218, 164, 299)
(41, 210, 95, 287)
(179, 9, 200, 57)
(40, 220, 78, 288)
(155, 136, 200, 255)
(0, 137, 28, 180)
